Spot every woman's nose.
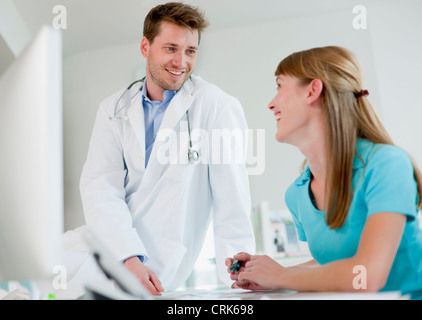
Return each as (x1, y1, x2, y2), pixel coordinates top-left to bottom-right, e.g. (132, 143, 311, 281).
(268, 97, 276, 111)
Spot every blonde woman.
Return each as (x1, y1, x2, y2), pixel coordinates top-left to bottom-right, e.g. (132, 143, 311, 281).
(226, 46, 422, 294)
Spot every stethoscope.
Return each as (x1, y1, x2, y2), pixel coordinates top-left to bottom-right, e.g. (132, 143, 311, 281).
(110, 77, 199, 164)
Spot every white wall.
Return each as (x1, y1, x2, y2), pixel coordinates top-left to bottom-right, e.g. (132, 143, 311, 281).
(63, 3, 422, 229)
(368, 2, 422, 168)
(195, 9, 378, 217)
(63, 43, 145, 229)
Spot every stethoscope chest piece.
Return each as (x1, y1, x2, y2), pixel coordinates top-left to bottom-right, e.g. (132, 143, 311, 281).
(188, 148, 200, 164)
(185, 108, 200, 164)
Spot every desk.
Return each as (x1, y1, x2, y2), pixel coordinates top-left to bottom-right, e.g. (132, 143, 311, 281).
(161, 287, 404, 300)
(83, 282, 405, 303)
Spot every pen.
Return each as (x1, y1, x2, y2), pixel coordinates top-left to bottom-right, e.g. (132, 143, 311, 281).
(230, 259, 243, 274)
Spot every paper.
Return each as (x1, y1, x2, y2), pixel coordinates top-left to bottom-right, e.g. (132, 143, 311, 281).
(162, 288, 295, 300)
(161, 288, 404, 300)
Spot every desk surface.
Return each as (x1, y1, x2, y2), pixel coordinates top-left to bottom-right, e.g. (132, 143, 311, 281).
(161, 288, 404, 300)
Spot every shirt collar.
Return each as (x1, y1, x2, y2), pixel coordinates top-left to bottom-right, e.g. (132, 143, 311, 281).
(141, 78, 178, 103)
(353, 138, 374, 169)
(295, 167, 312, 186)
(294, 139, 374, 186)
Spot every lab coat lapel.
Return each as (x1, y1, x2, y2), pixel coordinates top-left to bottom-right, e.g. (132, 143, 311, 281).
(142, 79, 195, 184)
(127, 92, 146, 157)
(159, 86, 194, 135)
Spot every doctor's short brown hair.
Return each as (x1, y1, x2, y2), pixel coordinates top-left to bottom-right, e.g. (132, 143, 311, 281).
(143, 2, 209, 44)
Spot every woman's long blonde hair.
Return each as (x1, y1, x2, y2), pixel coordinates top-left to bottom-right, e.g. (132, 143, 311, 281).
(276, 46, 422, 229)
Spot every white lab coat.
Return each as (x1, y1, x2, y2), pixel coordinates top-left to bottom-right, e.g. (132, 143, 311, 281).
(77, 75, 255, 291)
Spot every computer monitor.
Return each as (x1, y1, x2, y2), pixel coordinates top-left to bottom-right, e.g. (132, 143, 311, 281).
(0, 25, 63, 282)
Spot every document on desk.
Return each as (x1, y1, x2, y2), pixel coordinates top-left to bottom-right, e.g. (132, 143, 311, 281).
(161, 288, 405, 300)
(161, 288, 295, 300)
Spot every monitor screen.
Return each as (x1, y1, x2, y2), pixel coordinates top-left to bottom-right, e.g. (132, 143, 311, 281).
(0, 25, 64, 282)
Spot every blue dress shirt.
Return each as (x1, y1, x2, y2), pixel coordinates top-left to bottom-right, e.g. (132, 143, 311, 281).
(141, 80, 177, 167)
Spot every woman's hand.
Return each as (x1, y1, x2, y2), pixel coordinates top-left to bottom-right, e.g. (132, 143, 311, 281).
(226, 252, 286, 290)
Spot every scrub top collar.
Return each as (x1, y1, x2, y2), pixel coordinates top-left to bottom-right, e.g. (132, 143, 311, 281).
(294, 139, 377, 186)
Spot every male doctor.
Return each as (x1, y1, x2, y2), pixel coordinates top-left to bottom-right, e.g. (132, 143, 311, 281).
(80, 2, 255, 295)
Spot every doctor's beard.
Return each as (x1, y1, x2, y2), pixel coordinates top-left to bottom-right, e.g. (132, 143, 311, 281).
(147, 60, 192, 93)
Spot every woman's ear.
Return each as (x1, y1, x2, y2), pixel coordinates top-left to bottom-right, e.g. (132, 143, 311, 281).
(306, 79, 324, 105)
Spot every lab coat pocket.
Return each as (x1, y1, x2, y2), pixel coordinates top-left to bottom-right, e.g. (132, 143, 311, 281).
(161, 163, 192, 181)
(152, 165, 193, 214)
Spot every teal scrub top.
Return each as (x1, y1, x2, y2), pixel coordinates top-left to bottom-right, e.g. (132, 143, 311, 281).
(285, 139, 422, 293)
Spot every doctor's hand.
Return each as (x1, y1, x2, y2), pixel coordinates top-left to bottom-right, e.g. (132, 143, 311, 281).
(123, 256, 164, 296)
(226, 253, 285, 291)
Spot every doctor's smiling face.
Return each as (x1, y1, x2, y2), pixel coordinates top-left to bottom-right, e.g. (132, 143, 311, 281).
(141, 21, 199, 101)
